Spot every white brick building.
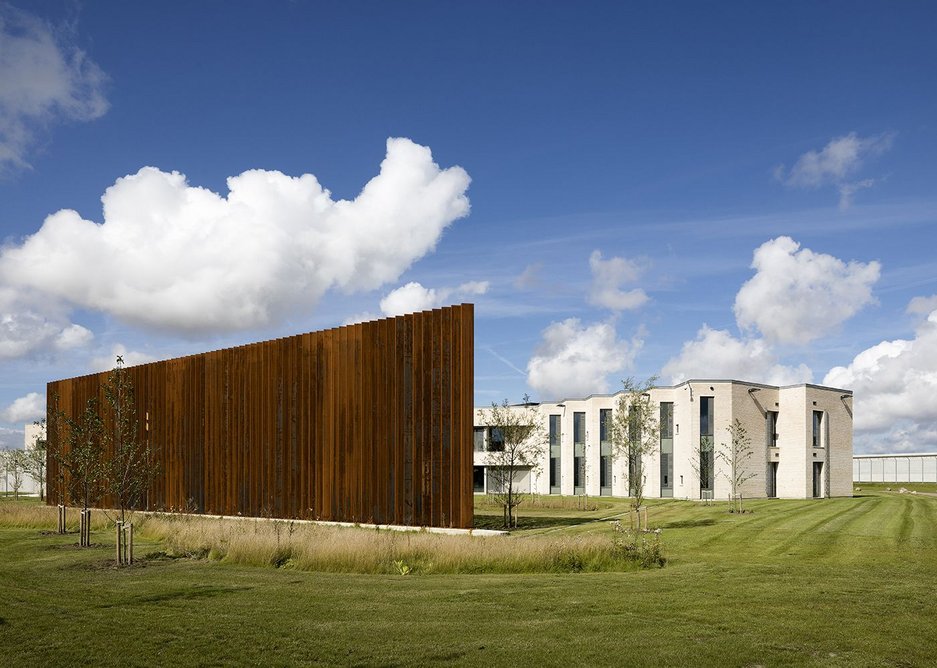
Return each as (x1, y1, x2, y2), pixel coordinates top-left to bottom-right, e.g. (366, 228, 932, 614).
(474, 380, 853, 500)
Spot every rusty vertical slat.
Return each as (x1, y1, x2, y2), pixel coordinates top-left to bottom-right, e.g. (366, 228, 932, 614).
(44, 305, 475, 528)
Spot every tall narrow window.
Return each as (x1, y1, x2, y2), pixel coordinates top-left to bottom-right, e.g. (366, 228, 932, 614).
(660, 402, 674, 498)
(812, 411, 823, 448)
(766, 411, 779, 448)
(473, 427, 486, 452)
(767, 461, 778, 498)
(599, 408, 612, 496)
(700, 397, 714, 500)
(573, 412, 586, 494)
(813, 462, 823, 497)
(473, 466, 485, 493)
(488, 427, 504, 452)
(549, 415, 561, 494)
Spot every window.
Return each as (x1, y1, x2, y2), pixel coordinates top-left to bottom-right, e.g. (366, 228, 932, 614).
(660, 402, 673, 498)
(813, 462, 823, 497)
(488, 427, 504, 452)
(812, 411, 823, 448)
(473, 466, 485, 492)
(600, 409, 612, 494)
(766, 411, 779, 448)
(573, 412, 585, 494)
(700, 397, 714, 499)
(549, 414, 561, 494)
(473, 427, 486, 452)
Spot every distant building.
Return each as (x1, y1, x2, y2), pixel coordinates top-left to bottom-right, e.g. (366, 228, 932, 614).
(474, 380, 853, 500)
(0, 422, 45, 496)
(853, 453, 937, 483)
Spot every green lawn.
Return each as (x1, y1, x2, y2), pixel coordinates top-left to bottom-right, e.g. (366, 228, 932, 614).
(3, 491, 937, 666)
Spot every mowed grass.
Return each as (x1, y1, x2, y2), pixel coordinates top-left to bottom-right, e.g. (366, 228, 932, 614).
(3, 490, 937, 666)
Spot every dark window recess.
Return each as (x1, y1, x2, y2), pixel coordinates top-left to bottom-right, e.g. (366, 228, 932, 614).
(473, 466, 485, 492)
(549, 414, 561, 493)
(473, 427, 486, 452)
(812, 411, 823, 448)
(489, 427, 504, 452)
(700, 397, 714, 499)
(767, 411, 779, 448)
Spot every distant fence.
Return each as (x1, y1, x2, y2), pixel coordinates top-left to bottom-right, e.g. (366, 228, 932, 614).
(853, 453, 937, 483)
(47, 304, 475, 528)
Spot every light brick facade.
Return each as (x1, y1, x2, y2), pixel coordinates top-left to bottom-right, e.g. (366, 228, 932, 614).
(474, 380, 853, 500)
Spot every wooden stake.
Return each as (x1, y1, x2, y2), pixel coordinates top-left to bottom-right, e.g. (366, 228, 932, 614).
(116, 521, 123, 564)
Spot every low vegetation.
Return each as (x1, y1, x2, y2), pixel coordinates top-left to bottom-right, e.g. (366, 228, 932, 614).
(2, 490, 937, 665)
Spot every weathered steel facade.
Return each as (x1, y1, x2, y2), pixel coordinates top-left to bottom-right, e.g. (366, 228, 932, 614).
(47, 304, 474, 528)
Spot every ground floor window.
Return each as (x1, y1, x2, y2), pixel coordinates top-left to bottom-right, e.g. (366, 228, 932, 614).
(473, 466, 485, 493)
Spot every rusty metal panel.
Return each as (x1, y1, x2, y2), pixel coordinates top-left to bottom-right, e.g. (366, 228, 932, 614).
(45, 304, 474, 528)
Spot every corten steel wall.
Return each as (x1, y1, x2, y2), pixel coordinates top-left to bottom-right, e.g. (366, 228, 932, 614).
(46, 304, 474, 528)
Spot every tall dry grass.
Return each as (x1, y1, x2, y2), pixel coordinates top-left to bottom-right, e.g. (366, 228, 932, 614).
(138, 514, 639, 574)
(474, 493, 609, 512)
(0, 500, 112, 530)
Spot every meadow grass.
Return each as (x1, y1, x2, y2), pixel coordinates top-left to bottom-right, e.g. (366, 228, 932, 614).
(137, 512, 643, 574)
(2, 491, 937, 665)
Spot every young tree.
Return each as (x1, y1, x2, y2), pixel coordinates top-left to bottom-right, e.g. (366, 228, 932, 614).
(718, 418, 757, 513)
(25, 418, 48, 501)
(103, 356, 158, 525)
(59, 397, 107, 546)
(1, 449, 28, 499)
(477, 396, 547, 528)
(609, 377, 660, 530)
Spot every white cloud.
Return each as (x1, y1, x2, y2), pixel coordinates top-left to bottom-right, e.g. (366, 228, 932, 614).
(526, 318, 640, 399)
(734, 236, 880, 344)
(1, 392, 45, 423)
(854, 421, 937, 455)
(54, 323, 94, 350)
(661, 325, 812, 386)
(587, 250, 648, 311)
(0, 426, 24, 449)
(0, 5, 108, 171)
(0, 138, 471, 334)
(89, 344, 156, 372)
(0, 287, 91, 359)
(378, 280, 488, 317)
(776, 132, 894, 208)
(907, 294, 937, 316)
(824, 307, 937, 444)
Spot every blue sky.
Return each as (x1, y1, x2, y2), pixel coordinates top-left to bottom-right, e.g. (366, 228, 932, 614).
(1, 1, 936, 454)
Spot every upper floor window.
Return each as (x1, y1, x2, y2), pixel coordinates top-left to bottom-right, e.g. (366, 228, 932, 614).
(599, 409, 611, 444)
(489, 427, 504, 452)
(700, 397, 714, 437)
(767, 411, 779, 448)
(473, 427, 486, 452)
(812, 411, 823, 448)
(573, 412, 586, 445)
(660, 402, 674, 439)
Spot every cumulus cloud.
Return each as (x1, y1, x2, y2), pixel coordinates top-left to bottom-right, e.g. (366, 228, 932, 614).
(1, 392, 45, 423)
(526, 318, 640, 399)
(588, 250, 648, 311)
(0, 287, 93, 359)
(824, 306, 937, 445)
(661, 325, 813, 386)
(776, 132, 894, 208)
(907, 294, 937, 316)
(0, 426, 24, 449)
(0, 138, 471, 334)
(378, 280, 488, 317)
(89, 344, 156, 372)
(0, 4, 108, 171)
(734, 236, 880, 345)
